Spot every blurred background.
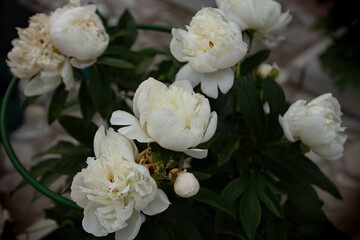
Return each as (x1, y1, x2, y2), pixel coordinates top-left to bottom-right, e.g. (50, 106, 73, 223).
(1, 0, 359, 239)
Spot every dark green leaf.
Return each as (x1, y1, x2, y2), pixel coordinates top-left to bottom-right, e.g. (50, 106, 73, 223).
(256, 187, 285, 219)
(263, 78, 286, 141)
(21, 95, 41, 111)
(266, 216, 287, 240)
(193, 188, 235, 217)
(47, 84, 68, 124)
(30, 158, 61, 177)
(241, 50, 271, 76)
(239, 184, 261, 240)
(192, 171, 212, 181)
(215, 211, 244, 239)
(237, 78, 266, 142)
(254, 153, 326, 220)
(89, 65, 114, 119)
(262, 148, 341, 199)
(97, 57, 134, 69)
(33, 141, 79, 159)
(116, 10, 137, 47)
(221, 174, 250, 203)
(58, 115, 98, 149)
(218, 139, 240, 167)
(79, 80, 95, 127)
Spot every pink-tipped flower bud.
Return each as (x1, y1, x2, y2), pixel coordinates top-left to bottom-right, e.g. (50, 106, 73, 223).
(174, 172, 200, 198)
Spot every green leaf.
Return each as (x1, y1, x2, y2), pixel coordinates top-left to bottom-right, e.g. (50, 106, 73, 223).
(221, 174, 250, 203)
(215, 211, 244, 239)
(237, 78, 266, 142)
(254, 153, 326, 220)
(241, 49, 271, 76)
(263, 78, 286, 141)
(47, 84, 68, 124)
(218, 139, 240, 167)
(193, 187, 235, 217)
(256, 187, 285, 219)
(192, 171, 212, 181)
(262, 148, 341, 199)
(21, 95, 41, 111)
(116, 10, 137, 47)
(266, 216, 287, 240)
(33, 141, 79, 159)
(79, 80, 95, 127)
(30, 158, 61, 177)
(97, 57, 134, 69)
(239, 184, 261, 240)
(58, 115, 98, 149)
(89, 65, 114, 119)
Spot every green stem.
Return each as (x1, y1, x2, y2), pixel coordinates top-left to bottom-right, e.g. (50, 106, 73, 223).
(0, 77, 82, 211)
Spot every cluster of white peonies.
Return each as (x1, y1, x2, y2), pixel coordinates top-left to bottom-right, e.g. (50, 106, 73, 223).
(216, 0, 292, 47)
(170, 7, 248, 99)
(71, 126, 170, 240)
(279, 93, 347, 160)
(111, 78, 217, 159)
(6, 0, 109, 96)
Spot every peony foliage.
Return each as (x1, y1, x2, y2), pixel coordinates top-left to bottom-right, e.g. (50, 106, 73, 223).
(6, 1, 350, 240)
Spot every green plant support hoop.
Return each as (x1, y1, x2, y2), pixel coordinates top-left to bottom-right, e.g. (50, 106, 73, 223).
(0, 24, 171, 211)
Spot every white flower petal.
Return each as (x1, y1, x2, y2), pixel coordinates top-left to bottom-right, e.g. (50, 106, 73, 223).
(93, 126, 106, 159)
(200, 69, 236, 99)
(142, 189, 171, 216)
(24, 74, 61, 96)
(170, 80, 193, 92)
(61, 58, 74, 90)
(70, 172, 89, 208)
(83, 203, 107, 237)
(170, 28, 187, 62)
(70, 57, 96, 69)
(115, 211, 142, 240)
(184, 148, 208, 159)
(201, 111, 218, 143)
(110, 111, 153, 142)
(175, 63, 202, 88)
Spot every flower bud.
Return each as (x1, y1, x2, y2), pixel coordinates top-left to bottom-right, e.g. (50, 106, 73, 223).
(174, 172, 200, 198)
(256, 63, 279, 80)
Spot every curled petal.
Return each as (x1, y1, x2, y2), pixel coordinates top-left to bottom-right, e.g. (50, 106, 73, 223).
(115, 211, 142, 240)
(70, 172, 89, 208)
(201, 111, 218, 143)
(83, 203, 107, 237)
(61, 58, 74, 90)
(24, 74, 61, 96)
(142, 189, 171, 216)
(184, 148, 208, 159)
(110, 111, 153, 143)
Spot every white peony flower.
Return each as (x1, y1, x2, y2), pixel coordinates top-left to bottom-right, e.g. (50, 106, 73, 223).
(174, 172, 200, 198)
(110, 78, 218, 159)
(279, 93, 347, 160)
(50, 2, 109, 69)
(71, 126, 170, 240)
(170, 7, 247, 99)
(6, 13, 74, 96)
(216, 0, 292, 45)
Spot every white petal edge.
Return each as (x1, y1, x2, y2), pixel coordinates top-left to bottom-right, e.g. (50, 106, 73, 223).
(61, 58, 74, 90)
(70, 57, 97, 69)
(201, 111, 218, 143)
(110, 110, 153, 142)
(82, 203, 107, 237)
(93, 126, 106, 159)
(184, 148, 208, 159)
(142, 189, 171, 216)
(24, 74, 61, 96)
(175, 63, 202, 88)
(70, 172, 89, 208)
(170, 80, 193, 92)
(115, 211, 142, 240)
